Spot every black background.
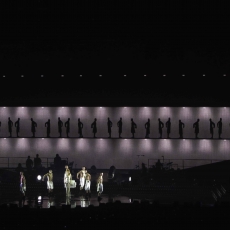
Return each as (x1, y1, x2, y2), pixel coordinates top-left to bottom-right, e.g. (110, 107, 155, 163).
(1, 0, 230, 106)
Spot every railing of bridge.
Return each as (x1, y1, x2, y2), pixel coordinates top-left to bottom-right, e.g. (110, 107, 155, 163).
(148, 158, 226, 170)
(0, 157, 68, 169)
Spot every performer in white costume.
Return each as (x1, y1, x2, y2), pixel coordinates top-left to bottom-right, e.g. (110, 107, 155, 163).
(97, 173, 103, 196)
(42, 170, 54, 194)
(84, 170, 91, 194)
(76, 167, 87, 190)
(64, 167, 72, 196)
(20, 172, 26, 196)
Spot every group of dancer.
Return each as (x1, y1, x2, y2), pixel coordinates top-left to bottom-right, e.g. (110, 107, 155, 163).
(19, 166, 104, 198)
(6, 116, 227, 139)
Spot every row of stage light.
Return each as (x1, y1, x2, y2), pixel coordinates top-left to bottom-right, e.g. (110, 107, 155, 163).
(1, 74, 228, 78)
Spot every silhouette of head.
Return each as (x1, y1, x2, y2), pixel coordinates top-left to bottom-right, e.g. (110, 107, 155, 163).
(220, 118, 222, 121)
(31, 118, 33, 121)
(95, 118, 97, 121)
(28, 156, 30, 159)
(78, 118, 80, 121)
(148, 118, 150, 121)
(36, 154, 39, 157)
(131, 118, 133, 121)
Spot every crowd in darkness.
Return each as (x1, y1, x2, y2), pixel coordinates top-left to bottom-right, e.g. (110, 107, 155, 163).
(0, 201, 230, 228)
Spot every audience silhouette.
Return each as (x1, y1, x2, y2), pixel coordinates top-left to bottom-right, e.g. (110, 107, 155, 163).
(145, 118, 150, 138)
(91, 118, 97, 138)
(193, 119, 200, 139)
(217, 118, 222, 139)
(158, 118, 164, 139)
(65, 118, 70, 138)
(58, 117, 63, 138)
(78, 118, 83, 138)
(117, 117, 122, 138)
(107, 117, 112, 138)
(179, 120, 185, 138)
(31, 118, 37, 137)
(165, 117, 171, 138)
(131, 118, 137, 138)
(45, 119, 51, 137)
(8, 117, 13, 137)
(209, 118, 215, 139)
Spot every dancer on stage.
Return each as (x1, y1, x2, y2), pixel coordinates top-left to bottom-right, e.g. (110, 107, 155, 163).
(76, 166, 87, 190)
(97, 173, 103, 196)
(42, 169, 54, 194)
(20, 171, 26, 196)
(64, 166, 72, 197)
(84, 170, 91, 194)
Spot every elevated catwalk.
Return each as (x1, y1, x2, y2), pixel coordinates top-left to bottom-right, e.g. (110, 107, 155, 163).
(0, 138, 230, 169)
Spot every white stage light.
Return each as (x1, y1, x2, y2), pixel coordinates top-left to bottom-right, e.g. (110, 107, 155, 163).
(37, 175, 42, 181)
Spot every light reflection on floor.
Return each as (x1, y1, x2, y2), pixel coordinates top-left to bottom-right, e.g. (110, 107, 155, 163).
(12, 193, 139, 209)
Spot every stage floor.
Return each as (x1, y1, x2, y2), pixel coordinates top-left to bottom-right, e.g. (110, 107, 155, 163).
(1, 186, 218, 209)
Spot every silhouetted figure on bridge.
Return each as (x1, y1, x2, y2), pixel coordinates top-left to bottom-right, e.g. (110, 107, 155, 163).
(65, 118, 70, 138)
(58, 117, 63, 137)
(155, 159, 163, 171)
(165, 117, 171, 138)
(54, 154, 62, 170)
(117, 117, 122, 138)
(209, 118, 215, 139)
(179, 120, 185, 138)
(78, 118, 83, 138)
(131, 118, 137, 138)
(45, 119, 51, 137)
(217, 118, 223, 139)
(193, 119, 200, 139)
(34, 154, 42, 171)
(15, 118, 20, 137)
(15, 163, 24, 173)
(31, 118, 37, 137)
(91, 118, 97, 138)
(158, 118, 164, 138)
(107, 117, 113, 138)
(8, 117, 13, 137)
(26, 156, 33, 173)
(145, 118, 150, 138)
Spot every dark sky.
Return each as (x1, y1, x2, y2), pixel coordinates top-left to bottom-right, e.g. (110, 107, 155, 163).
(1, 1, 230, 106)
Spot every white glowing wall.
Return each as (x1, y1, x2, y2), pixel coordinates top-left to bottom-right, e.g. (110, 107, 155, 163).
(0, 107, 230, 138)
(0, 138, 230, 169)
(0, 107, 230, 169)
